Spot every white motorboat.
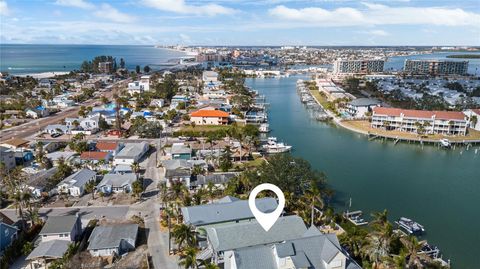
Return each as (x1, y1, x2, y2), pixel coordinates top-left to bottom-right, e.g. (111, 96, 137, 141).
(439, 139, 451, 148)
(259, 123, 270, 133)
(262, 137, 292, 154)
(395, 217, 425, 235)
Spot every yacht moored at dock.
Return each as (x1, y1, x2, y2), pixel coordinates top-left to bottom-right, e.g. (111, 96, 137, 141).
(259, 123, 270, 133)
(262, 137, 292, 154)
(396, 217, 425, 235)
(439, 139, 451, 148)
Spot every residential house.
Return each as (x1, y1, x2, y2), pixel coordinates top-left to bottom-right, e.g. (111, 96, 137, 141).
(27, 167, 59, 198)
(346, 98, 381, 118)
(150, 98, 165, 108)
(87, 224, 138, 257)
(38, 214, 82, 242)
(202, 71, 219, 83)
(226, 231, 361, 269)
(96, 141, 123, 157)
(0, 146, 16, 171)
(26, 106, 49, 119)
(38, 78, 54, 88)
(96, 173, 136, 194)
(206, 216, 307, 264)
(113, 142, 149, 166)
(57, 168, 96, 197)
(170, 95, 189, 110)
(112, 164, 133, 175)
(14, 150, 34, 165)
(80, 151, 111, 163)
(0, 214, 18, 255)
(0, 138, 29, 150)
(181, 197, 278, 229)
(44, 124, 69, 135)
(465, 109, 480, 131)
(190, 109, 229, 125)
(28, 215, 81, 268)
(191, 172, 238, 189)
(169, 143, 192, 160)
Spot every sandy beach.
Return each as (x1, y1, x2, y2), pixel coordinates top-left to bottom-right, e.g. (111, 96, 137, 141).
(17, 71, 70, 79)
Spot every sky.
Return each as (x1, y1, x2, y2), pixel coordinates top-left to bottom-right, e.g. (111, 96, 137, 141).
(0, 0, 479, 46)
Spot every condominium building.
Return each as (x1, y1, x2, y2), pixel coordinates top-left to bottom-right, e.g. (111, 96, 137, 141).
(403, 59, 468, 76)
(333, 59, 384, 74)
(371, 107, 468, 136)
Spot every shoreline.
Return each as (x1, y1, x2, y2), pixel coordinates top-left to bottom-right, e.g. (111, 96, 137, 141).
(17, 71, 70, 79)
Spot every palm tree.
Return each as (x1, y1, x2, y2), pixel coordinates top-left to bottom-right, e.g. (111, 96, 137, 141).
(401, 235, 432, 268)
(178, 246, 199, 269)
(471, 115, 478, 128)
(201, 261, 220, 269)
(301, 184, 324, 226)
(131, 162, 140, 177)
(206, 181, 217, 203)
(85, 180, 96, 200)
(339, 226, 367, 258)
(172, 224, 196, 250)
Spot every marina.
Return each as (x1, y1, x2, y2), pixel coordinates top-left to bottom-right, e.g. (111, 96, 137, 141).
(246, 75, 480, 268)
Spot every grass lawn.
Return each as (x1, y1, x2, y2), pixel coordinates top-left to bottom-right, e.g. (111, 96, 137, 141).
(341, 120, 480, 141)
(310, 89, 330, 108)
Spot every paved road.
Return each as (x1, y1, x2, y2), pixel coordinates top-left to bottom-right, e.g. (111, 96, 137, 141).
(0, 79, 129, 142)
(127, 148, 179, 269)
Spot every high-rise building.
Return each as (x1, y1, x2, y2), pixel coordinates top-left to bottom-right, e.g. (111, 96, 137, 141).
(403, 59, 468, 76)
(333, 59, 384, 74)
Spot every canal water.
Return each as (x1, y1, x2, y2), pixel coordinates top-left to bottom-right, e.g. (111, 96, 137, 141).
(246, 75, 480, 268)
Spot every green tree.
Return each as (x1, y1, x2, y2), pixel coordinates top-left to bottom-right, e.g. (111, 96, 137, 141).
(132, 180, 143, 198)
(178, 246, 198, 269)
(219, 146, 233, 172)
(172, 224, 196, 250)
(136, 65, 141, 74)
(143, 65, 151, 73)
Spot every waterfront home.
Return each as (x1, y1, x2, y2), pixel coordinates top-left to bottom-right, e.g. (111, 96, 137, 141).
(202, 70, 219, 83)
(181, 196, 277, 229)
(190, 109, 230, 125)
(346, 98, 381, 118)
(87, 223, 138, 257)
(39, 214, 82, 242)
(96, 173, 136, 194)
(0, 146, 16, 171)
(464, 109, 480, 131)
(226, 232, 361, 269)
(205, 216, 307, 264)
(0, 216, 18, 255)
(56, 168, 96, 197)
(113, 142, 149, 166)
(371, 107, 468, 136)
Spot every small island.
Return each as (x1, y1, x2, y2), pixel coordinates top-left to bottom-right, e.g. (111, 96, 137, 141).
(446, 54, 480, 59)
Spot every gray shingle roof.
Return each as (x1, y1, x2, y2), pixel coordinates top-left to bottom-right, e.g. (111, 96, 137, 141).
(206, 215, 307, 252)
(26, 240, 69, 260)
(40, 215, 79, 235)
(116, 142, 148, 159)
(97, 173, 136, 188)
(181, 197, 277, 227)
(87, 224, 138, 250)
(58, 168, 96, 188)
(234, 245, 276, 269)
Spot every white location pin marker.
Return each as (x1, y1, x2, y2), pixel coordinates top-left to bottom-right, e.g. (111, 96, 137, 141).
(248, 183, 285, 232)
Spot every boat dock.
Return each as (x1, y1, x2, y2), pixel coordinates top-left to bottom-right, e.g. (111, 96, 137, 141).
(296, 79, 330, 121)
(367, 132, 480, 147)
(344, 210, 368, 226)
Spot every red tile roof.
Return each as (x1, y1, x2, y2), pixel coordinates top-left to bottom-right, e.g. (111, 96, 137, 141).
(190, 109, 229, 118)
(80, 151, 109, 160)
(373, 107, 465, 121)
(96, 141, 118, 151)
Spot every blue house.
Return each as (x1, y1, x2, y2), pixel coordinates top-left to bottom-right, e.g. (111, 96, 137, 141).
(14, 150, 34, 165)
(0, 214, 19, 254)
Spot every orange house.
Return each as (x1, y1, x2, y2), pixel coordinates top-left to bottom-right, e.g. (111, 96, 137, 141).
(190, 110, 229, 125)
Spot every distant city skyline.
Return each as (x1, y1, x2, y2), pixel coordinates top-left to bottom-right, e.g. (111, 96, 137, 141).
(1, 0, 479, 46)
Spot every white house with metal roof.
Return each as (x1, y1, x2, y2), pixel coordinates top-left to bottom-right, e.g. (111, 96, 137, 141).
(113, 142, 149, 166)
(96, 173, 136, 194)
(56, 168, 96, 197)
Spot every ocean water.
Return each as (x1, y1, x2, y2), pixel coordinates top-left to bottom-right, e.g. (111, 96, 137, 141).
(247, 75, 480, 268)
(0, 44, 187, 75)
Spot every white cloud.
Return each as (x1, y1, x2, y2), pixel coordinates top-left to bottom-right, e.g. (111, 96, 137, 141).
(142, 0, 236, 16)
(269, 3, 480, 27)
(94, 4, 136, 23)
(0, 1, 10, 16)
(368, 29, 389, 36)
(55, 0, 95, 9)
(179, 33, 191, 43)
